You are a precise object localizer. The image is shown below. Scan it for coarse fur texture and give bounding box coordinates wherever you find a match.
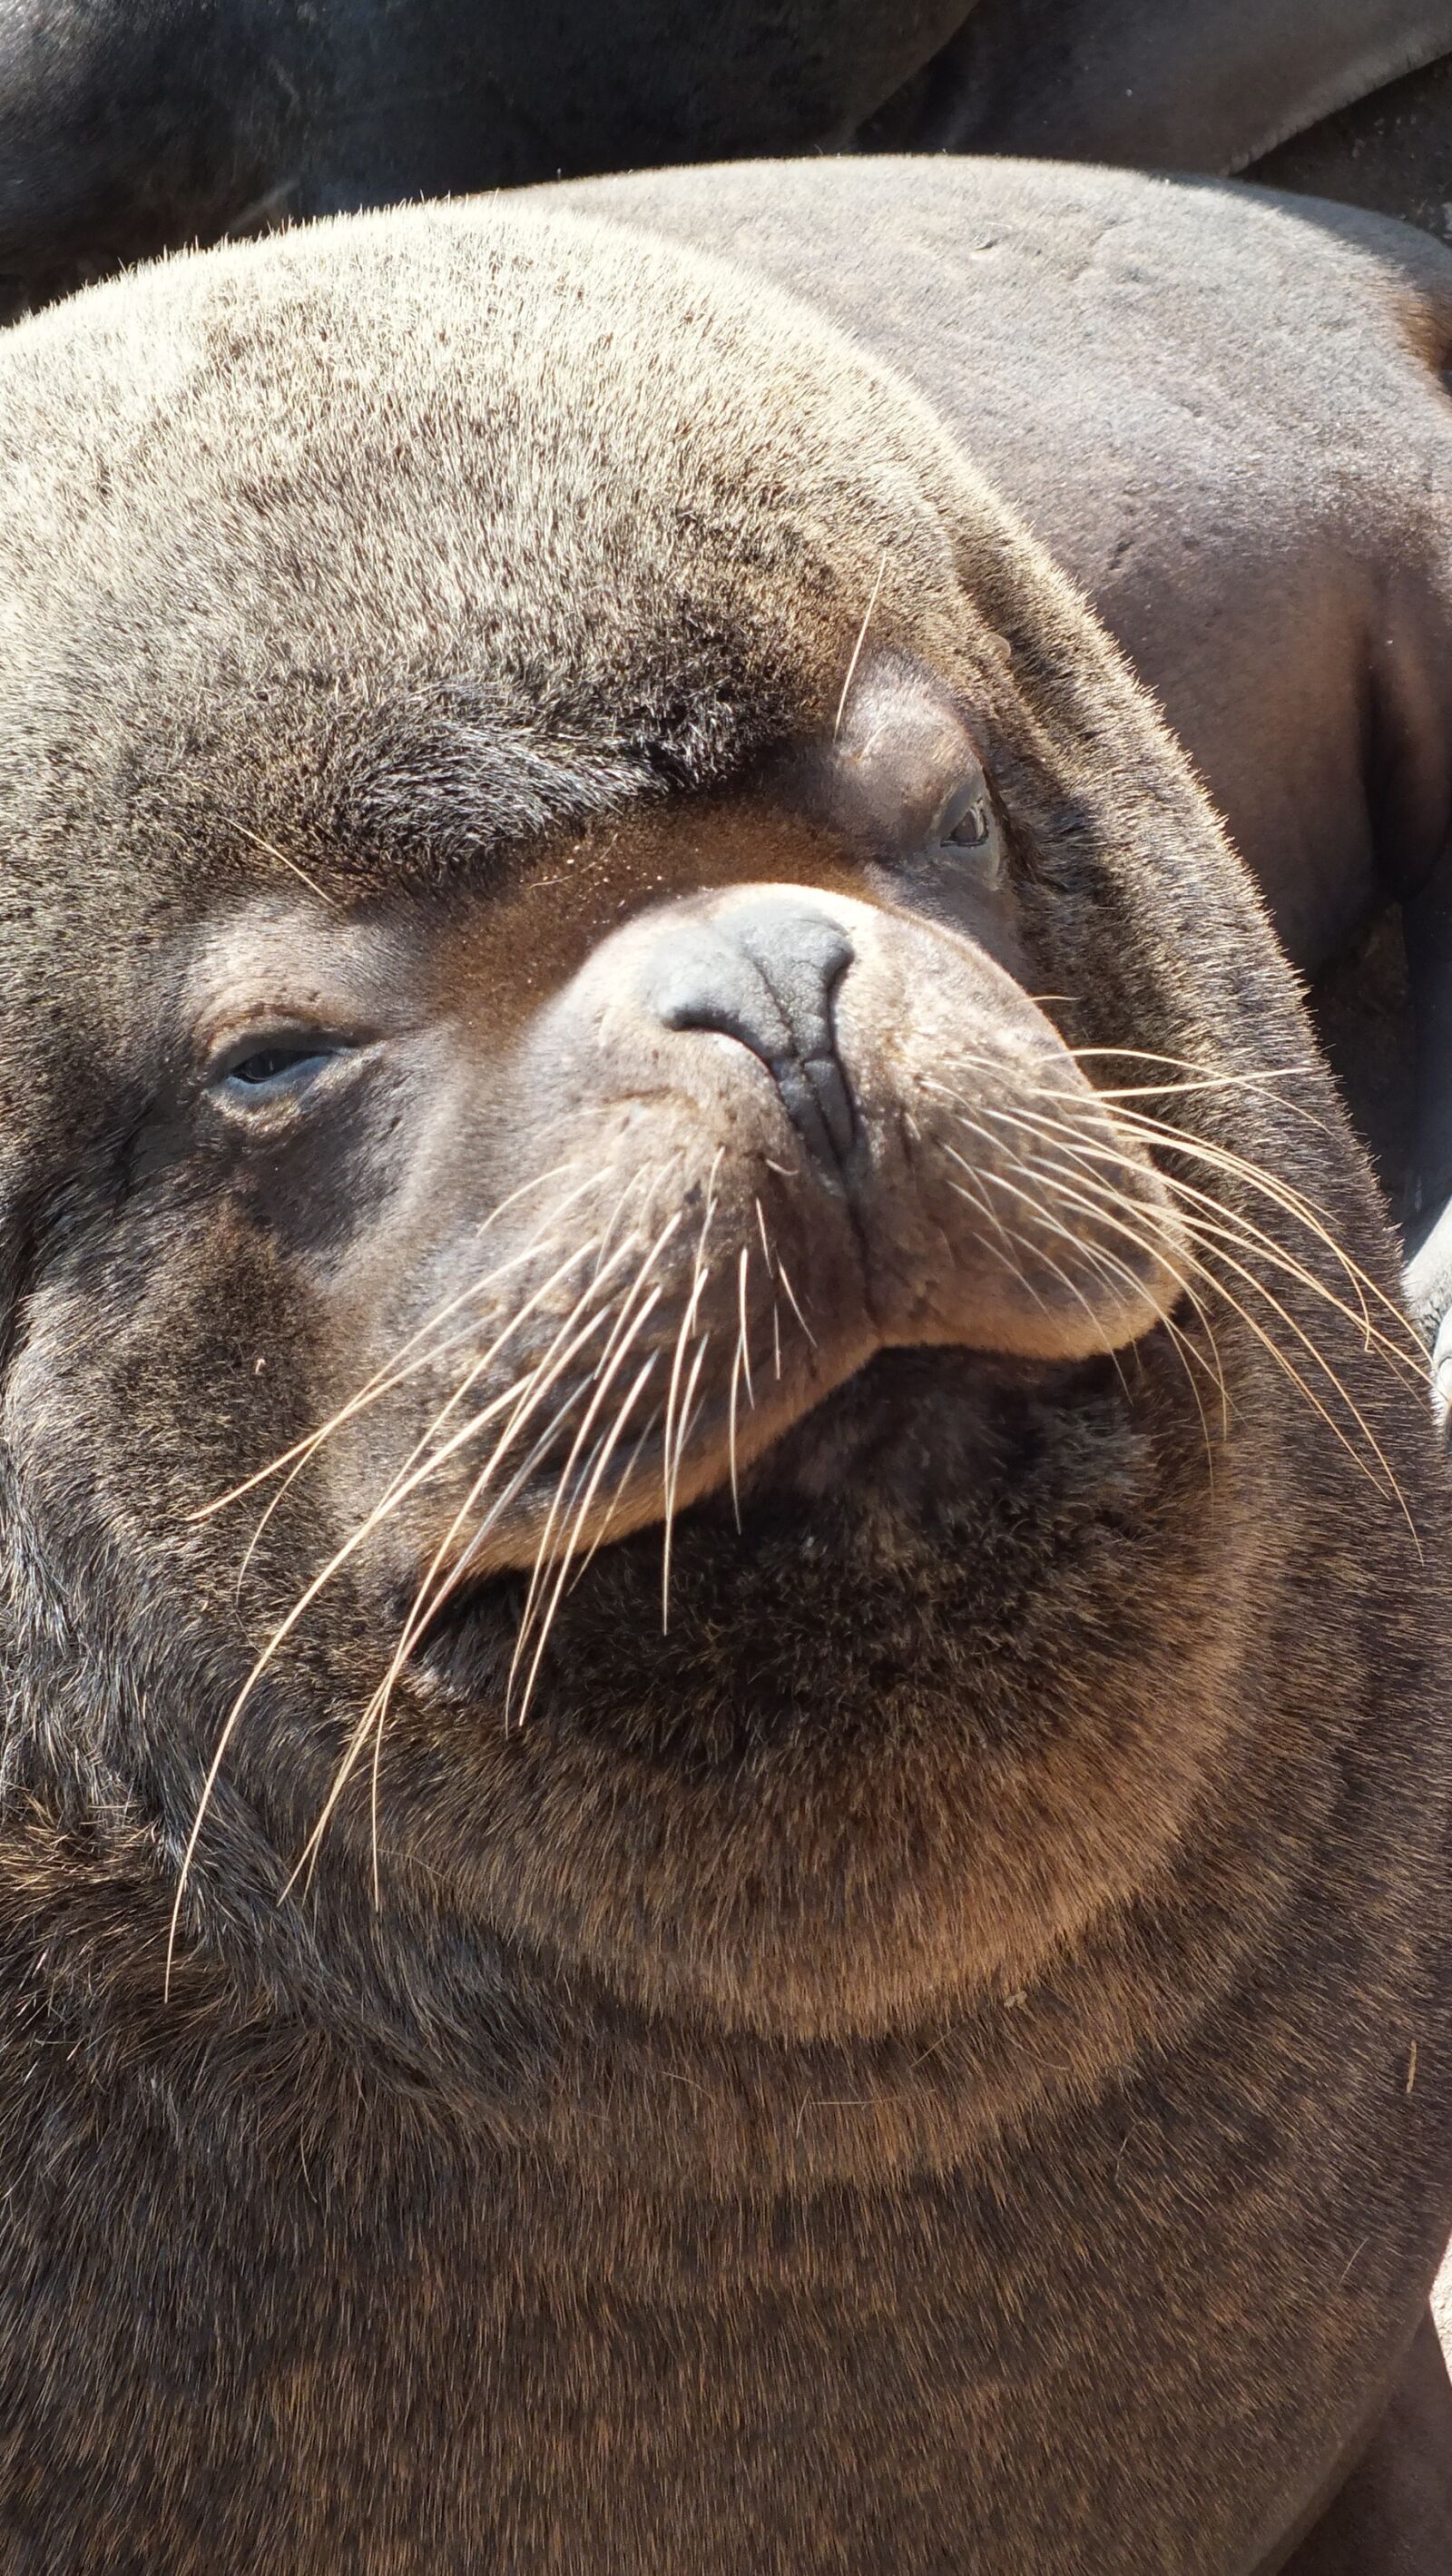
[0,199,1450,2573]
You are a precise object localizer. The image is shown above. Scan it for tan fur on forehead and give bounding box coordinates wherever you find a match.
[0,192,1150,927]
[0,200,971,703]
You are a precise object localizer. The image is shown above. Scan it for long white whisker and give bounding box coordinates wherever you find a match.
[507,1350,663,1731]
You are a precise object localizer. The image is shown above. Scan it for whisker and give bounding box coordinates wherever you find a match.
[1109,1104,1419,1359]
[289,1228,667,1899]
[1015,1143,1233,1431]
[728,1247,754,1531]
[953,1123,1231,1446]
[945,1114,1141,1400]
[1180,1233,1420,1549]
[931,1062,1422,1381]
[938,1050,1419,1370]
[507,1351,664,1731]
[661,1273,712,1633]
[659,1165,721,1631]
[947,1081,1400,1421]
[182,1240,642,1958]
[345,1224,652,1572]
[505,1280,668,1721]
[1014,1109,1420,1538]
[196,1162,598,1522]
[939,1138,1055,1326]
[347,1240,652,1717]
[231,819,341,910]
[832,547,889,742]
[288,1364,607,1901]
[168,1337,578,1988]
[569,1402,664,1587]
[775,1258,816,1348]
[1063,1043,1330,1127]
[736,1245,755,1411]
[1167,1191,1423,1390]
[672,1332,713,1501]
[591,1160,665,1283]
[232,1229,610,1598]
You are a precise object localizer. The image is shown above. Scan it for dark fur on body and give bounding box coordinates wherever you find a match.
[0,0,967,320]
[4,0,1450,324]
[0,203,1450,2572]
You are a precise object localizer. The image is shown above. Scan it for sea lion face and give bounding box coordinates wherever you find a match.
[0,204,1381,2047]
[182,656,1180,1579]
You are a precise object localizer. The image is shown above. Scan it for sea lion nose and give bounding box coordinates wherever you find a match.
[645,895,857,1169]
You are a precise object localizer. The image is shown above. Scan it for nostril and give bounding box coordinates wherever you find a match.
[646,902,858,1167]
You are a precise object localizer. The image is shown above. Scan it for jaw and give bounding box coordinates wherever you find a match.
[369,1317,1227,2047]
[411,1333,1163,1746]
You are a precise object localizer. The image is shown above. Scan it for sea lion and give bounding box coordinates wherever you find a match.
[0,0,967,320]
[17,12,1452,1287]
[1,196,1450,2575]
[537,153,1452,1370]
[5,0,1449,321]
[863,0,1452,172]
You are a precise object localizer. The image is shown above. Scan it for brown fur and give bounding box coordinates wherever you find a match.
[0,200,1449,2572]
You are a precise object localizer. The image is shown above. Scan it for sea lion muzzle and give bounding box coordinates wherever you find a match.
[318,870,1188,1595]
[643,890,857,1167]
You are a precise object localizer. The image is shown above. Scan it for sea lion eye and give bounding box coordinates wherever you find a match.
[212,1037,343,1098]
[930,781,998,858]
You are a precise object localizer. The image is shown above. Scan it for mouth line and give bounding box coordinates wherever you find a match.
[407,1336,1136,1658]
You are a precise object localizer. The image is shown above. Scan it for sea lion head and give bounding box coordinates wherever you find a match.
[0,202,1424,2060]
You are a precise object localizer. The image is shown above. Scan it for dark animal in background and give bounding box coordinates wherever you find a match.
[869,0,1452,186]
[0,0,964,315]
[5,0,1452,317]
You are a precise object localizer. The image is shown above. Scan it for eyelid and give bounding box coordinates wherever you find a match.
[927,772,999,850]
[201,1021,357,1085]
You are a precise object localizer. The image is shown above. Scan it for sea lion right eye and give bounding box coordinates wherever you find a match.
[211,1037,345,1098]
[927,776,1004,883]
[230,1047,331,1086]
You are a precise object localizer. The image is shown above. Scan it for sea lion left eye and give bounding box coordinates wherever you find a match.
[932,783,996,852]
